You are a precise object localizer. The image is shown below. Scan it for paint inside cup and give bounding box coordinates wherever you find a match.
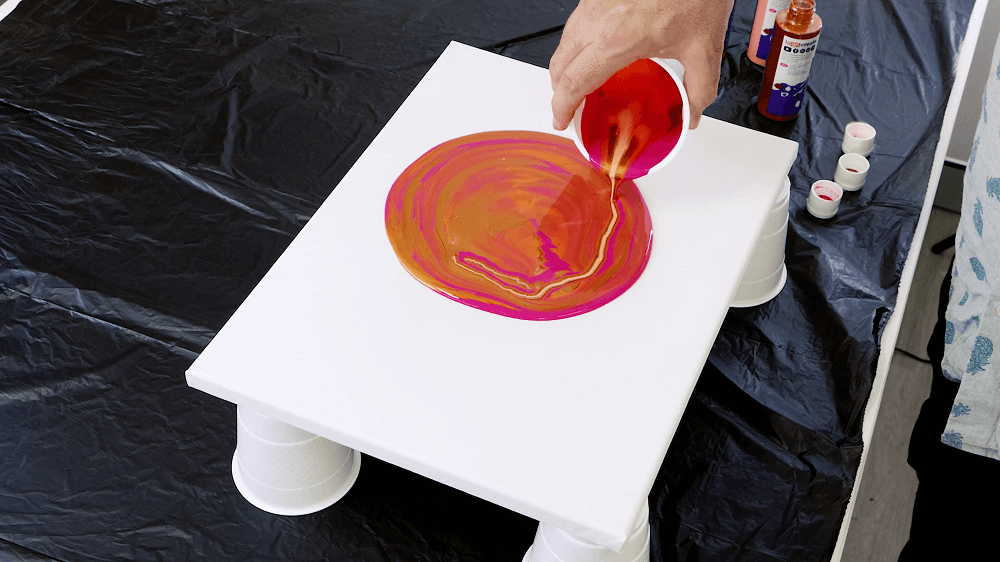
[847,122,874,140]
[579,59,686,181]
[813,185,841,201]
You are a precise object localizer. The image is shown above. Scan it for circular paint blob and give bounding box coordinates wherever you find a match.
[385,131,653,321]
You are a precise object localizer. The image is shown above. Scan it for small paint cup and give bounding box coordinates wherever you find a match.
[807,180,843,219]
[731,177,790,308]
[233,406,361,515]
[842,121,876,156]
[522,503,650,562]
[571,58,690,180]
[834,153,870,191]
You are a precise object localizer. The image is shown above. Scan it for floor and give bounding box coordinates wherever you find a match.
[839,166,963,561]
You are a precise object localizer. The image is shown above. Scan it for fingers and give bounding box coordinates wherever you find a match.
[677,46,723,129]
[549,10,586,90]
[550,2,643,130]
[551,44,607,130]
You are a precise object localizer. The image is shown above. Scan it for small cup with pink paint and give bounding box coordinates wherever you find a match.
[834,153,870,191]
[807,180,843,219]
[841,121,876,156]
[570,58,691,180]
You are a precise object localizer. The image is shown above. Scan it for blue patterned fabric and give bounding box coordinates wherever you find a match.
[939,38,1000,462]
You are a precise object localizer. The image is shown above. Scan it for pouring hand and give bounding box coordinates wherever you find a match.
[549,0,734,131]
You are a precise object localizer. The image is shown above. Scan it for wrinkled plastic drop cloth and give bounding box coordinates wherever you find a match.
[0,0,973,560]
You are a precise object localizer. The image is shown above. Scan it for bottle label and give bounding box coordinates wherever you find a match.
[766,33,820,117]
[755,0,792,60]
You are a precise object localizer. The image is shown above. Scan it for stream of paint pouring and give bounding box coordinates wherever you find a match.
[385,131,653,321]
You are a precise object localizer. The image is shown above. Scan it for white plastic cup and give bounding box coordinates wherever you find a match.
[731,177,790,308]
[841,121,876,156]
[522,504,650,562]
[232,406,361,516]
[807,180,843,219]
[834,153,869,191]
[571,58,690,180]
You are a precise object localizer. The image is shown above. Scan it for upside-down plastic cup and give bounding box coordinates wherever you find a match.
[807,180,843,219]
[842,121,876,156]
[522,503,650,562]
[571,58,690,180]
[731,177,790,308]
[834,153,869,191]
[233,406,361,516]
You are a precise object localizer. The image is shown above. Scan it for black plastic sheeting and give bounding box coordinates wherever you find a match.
[0,0,972,560]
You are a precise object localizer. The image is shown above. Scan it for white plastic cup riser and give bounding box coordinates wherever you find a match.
[236,412,353,490]
[834,153,869,191]
[841,121,876,156]
[570,58,690,179]
[235,455,349,510]
[238,406,315,444]
[739,217,788,283]
[734,268,786,301]
[729,177,789,307]
[524,505,650,562]
[740,178,789,281]
[760,179,791,235]
[526,530,649,562]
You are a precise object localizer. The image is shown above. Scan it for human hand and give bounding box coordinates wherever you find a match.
[549,0,734,131]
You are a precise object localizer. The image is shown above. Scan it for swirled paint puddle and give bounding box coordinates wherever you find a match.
[385,130,653,321]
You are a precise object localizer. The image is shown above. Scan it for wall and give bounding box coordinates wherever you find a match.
[948,0,1000,164]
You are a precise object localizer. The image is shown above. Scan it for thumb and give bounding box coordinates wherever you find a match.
[676,47,723,129]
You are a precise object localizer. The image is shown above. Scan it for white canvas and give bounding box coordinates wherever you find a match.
[187,42,798,550]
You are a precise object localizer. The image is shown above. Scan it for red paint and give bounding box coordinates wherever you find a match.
[818,194,833,201]
[580,59,685,181]
[846,168,858,173]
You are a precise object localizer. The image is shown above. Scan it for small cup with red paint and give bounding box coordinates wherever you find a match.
[807,180,843,219]
[834,153,869,191]
[570,58,690,180]
[841,121,876,156]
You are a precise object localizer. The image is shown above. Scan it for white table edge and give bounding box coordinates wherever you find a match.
[830,1,989,559]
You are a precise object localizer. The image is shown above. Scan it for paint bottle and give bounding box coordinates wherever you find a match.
[756,0,822,121]
[748,0,791,66]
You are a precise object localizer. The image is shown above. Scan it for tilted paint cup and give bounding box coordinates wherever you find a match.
[571,58,690,180]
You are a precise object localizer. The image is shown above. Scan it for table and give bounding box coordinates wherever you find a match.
[0,1,975,559]
[186,42,797,555]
